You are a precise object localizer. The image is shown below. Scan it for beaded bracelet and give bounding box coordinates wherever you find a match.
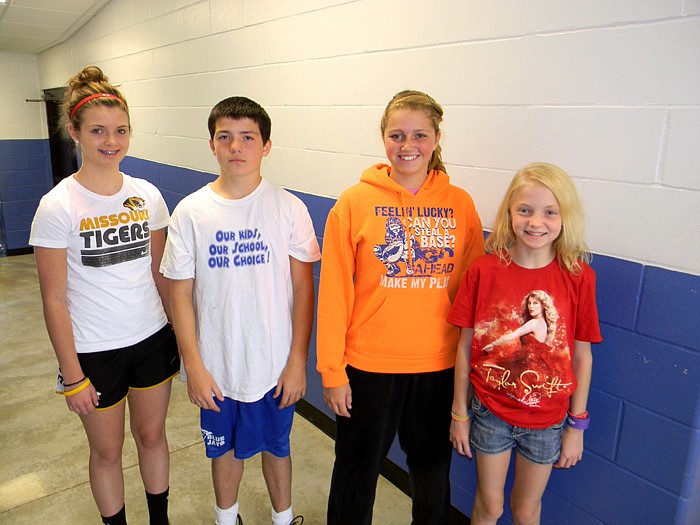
[64,378,91,397]
[451,410,471,422]
[63,376,86,388]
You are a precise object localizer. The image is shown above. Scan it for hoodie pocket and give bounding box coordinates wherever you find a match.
[353,287,448,358]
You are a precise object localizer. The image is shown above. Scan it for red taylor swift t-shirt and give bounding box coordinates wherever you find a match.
[448,254,602,429]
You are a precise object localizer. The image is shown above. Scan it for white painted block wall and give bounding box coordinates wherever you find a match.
[32,0,700,275]
[0,52,46,140]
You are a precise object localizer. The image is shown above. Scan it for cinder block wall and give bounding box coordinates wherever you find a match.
[9,1,700,523]
[0,52,51,250]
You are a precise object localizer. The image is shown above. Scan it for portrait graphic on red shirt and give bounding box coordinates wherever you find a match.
[474,289,573,410]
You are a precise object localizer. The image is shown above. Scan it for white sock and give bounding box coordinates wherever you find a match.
[215,502,239,525]
[271,506,293,525]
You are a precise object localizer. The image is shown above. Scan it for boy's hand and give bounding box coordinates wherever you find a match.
[186,365,224,412]
[323,384,352,418]
[274,358,307,409]
[554,426,583,468]
[449,419,473,458]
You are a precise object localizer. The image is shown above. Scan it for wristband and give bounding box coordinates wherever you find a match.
[566,412,590,430]
[64,378,91,397]
[63,376,87,388]
[567,410,588,419]
[451,410,472,422]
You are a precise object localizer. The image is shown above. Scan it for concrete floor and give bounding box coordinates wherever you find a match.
[0,254,412,524]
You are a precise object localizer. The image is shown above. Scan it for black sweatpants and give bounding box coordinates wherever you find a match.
[327,365,454,525]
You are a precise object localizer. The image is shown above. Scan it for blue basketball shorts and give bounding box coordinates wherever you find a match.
[200,387,295,460]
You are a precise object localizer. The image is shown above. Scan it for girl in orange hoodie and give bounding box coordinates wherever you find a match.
[317,90,485,524]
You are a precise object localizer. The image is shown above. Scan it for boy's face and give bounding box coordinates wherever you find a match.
[209,117,271,179]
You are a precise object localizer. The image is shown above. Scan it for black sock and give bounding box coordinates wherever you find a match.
[101,504,127,525]
[146,487,169,525]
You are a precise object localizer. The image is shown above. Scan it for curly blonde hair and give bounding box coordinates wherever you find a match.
[486,162,590,274]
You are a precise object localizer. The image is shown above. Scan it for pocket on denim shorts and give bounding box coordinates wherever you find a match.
[471,394,490,418]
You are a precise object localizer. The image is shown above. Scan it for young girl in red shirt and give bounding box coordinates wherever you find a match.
[448,162,602,525]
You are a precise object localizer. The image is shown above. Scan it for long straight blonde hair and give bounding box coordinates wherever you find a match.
[486,162,590,274]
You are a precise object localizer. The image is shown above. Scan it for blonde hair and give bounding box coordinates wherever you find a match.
[61,66,129,134]
[380,90,445,173]
[486,162,590,274]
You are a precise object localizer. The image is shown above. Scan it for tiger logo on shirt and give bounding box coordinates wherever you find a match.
[123,196,146,211]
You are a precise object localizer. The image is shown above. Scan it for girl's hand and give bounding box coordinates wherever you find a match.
[554,426,583,468]
[65,381,99,415]
[449,419,473,458]
[323,384,352,418]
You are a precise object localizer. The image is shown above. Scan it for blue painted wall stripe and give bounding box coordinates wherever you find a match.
[0,139,52,250]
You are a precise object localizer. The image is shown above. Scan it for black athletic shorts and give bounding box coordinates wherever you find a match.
[74,324,180,409]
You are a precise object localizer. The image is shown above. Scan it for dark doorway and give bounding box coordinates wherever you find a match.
[43,87,78,186]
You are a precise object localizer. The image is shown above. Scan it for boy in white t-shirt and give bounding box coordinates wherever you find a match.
[160,97,320,525]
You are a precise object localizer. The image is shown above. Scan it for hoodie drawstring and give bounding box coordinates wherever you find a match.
[398,191,414,274]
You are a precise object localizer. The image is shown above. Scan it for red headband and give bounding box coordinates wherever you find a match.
[70,93,125,120]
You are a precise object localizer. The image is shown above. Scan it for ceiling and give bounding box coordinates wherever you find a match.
[0,0,111,55]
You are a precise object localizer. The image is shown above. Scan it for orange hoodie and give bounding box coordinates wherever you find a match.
[317,164,484,388]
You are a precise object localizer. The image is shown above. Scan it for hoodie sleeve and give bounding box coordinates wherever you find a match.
[463,199,485,270]
[316,202,356,388]
[452,193,485,298]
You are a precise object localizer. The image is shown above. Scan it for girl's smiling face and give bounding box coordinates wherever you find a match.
[510,182,562,258]
[383,108,440,183]
[69,105,130,168]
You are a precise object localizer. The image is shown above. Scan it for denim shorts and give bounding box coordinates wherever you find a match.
[469,395,565,465]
